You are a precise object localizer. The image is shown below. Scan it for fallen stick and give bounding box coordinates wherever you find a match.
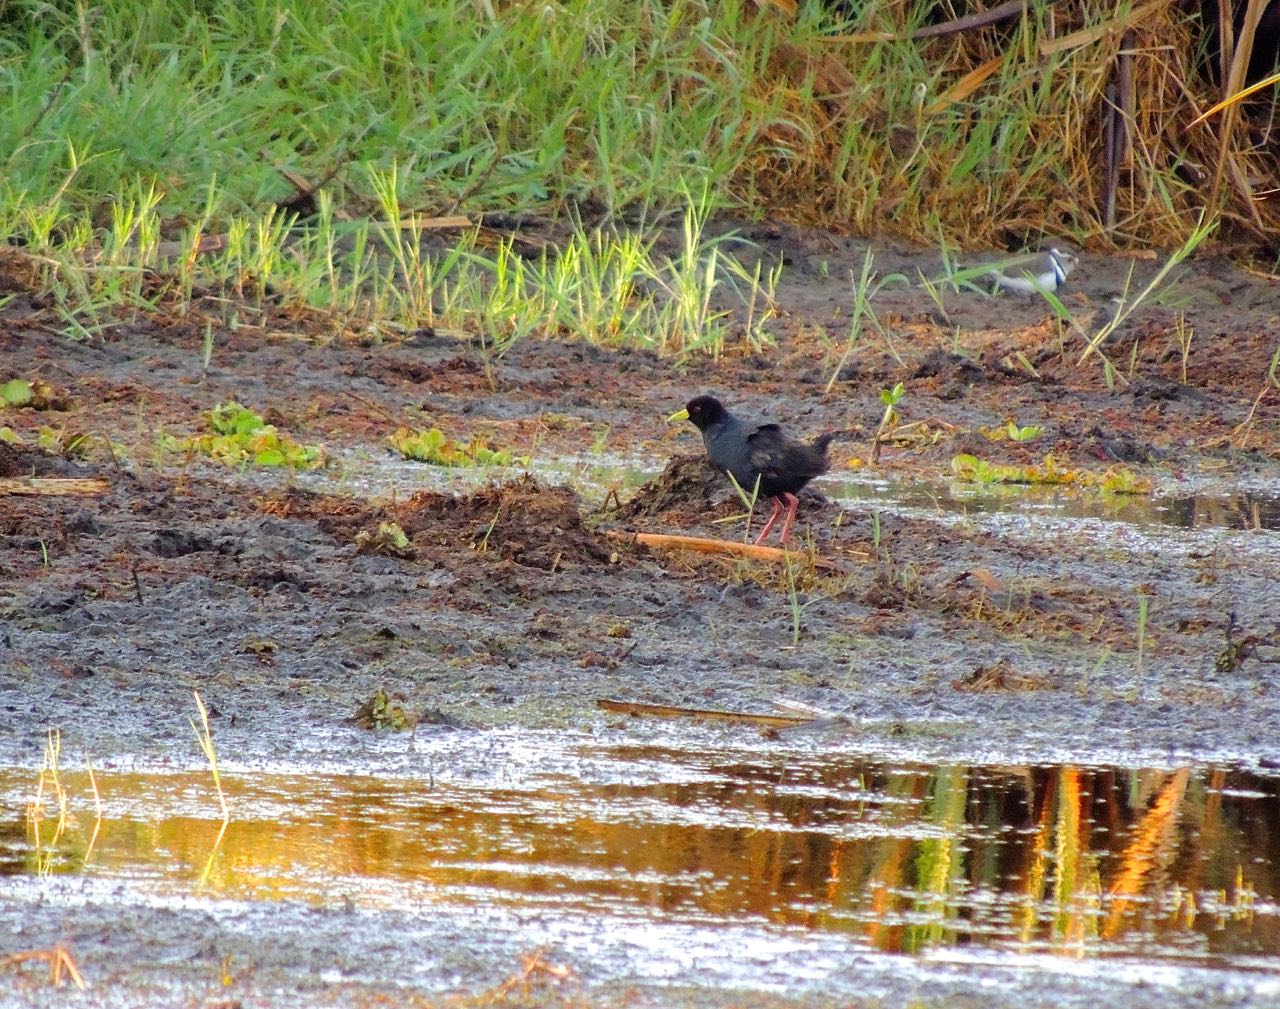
[615,531,841,568]
[0,477,109,496]
[0,945,86,990]
[395,214,473,230]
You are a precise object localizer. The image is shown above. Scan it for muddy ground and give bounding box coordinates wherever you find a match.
[2,224,1280,1006]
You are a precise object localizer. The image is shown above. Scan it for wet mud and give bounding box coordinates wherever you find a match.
[2,224,1280,1006]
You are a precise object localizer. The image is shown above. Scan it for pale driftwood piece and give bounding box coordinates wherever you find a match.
[0,477,109,496]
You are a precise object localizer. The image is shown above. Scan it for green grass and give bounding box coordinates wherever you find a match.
[6,1,1258,239]
[2,0,791,223]
[1,0,1272,353]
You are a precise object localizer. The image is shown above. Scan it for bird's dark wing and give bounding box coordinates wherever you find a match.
[745,424,790,478]
[747,423,831,493]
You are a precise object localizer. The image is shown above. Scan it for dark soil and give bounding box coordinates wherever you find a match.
[2,229,1278,761]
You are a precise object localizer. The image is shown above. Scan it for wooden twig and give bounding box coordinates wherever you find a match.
[615,531,839,568]
[1118,30,1134,169]
[912,0,1033,40]
[0,477,109,497]
[0,946,86,990]
[1103,82,1119,230]
[394,215,473,231]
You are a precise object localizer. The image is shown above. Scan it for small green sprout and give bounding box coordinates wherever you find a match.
[1006,421,1044,442]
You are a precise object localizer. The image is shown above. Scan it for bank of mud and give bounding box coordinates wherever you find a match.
[2,228,1279,1006]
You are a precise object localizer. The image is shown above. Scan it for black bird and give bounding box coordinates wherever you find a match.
[668,395,835,546]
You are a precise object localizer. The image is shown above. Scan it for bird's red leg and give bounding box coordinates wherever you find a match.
[753,497,783,544]
[776,492,801,545]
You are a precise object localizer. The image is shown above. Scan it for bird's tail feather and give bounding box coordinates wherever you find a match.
[812,431,846,453]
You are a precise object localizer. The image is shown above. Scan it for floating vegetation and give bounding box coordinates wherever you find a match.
[389,427,528,469]
[164,402,325,469]
[951,453,1153,494]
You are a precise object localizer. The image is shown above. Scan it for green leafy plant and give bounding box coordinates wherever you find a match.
[951,453,1153,494]
[389,427,528,468]
[1,378,65,410]
[354,521,414,558]
[982,420,1045,442]
[871,382,906,463]
[1,379,32,407]
[163,402,325,468]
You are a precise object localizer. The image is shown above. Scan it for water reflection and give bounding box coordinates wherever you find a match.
[826,479,1280,531]
[4,750,1278,968]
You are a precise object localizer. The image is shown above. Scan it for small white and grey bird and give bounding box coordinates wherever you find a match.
[986,246,1078,297]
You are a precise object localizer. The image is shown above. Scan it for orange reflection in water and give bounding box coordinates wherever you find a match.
[5,751,1279,965]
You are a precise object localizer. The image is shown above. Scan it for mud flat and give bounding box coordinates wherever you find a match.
[2,230,1279,1005]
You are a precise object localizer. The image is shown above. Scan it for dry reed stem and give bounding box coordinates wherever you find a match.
[737,1,1278,245]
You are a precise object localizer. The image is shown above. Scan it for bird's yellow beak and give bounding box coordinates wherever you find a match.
[667,408,689,423]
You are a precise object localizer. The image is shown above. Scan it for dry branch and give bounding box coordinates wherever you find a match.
[618,530,840,568]
[0,477,109,496]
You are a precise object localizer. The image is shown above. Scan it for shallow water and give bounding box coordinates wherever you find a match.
[301,450,1280,532]
[825,477,1280,533]
[6,738,1279,989]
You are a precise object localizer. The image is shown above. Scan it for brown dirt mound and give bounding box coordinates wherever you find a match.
[259,487,376,541]
[0,441,84,478]
[398,475,611,571]
[619,454,834,536]
[262,477,611,572]
[617,454,727,520]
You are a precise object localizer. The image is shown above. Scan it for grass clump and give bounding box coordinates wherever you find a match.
[1,0,783,224]
[1,0,1276,360]
[4,0,1273,250]
[164,402,326,469]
